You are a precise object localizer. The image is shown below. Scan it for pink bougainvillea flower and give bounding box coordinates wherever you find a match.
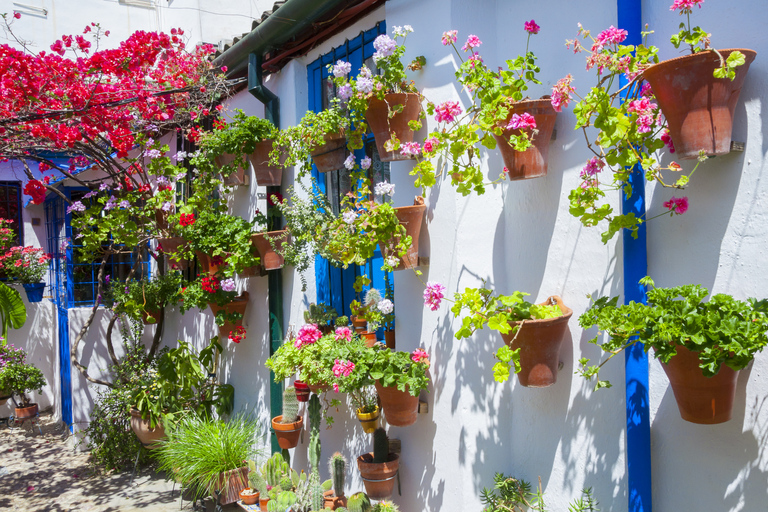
[411,348,430,366]
[506,112,537,131]
[294,324,323,349]
[550,74,575,112]
[461,34,482,52]
[424,282,446,311]
[663,195,689,215]
[441,30,458,46]
[434,101,462,123]
[670,0,704,13]
[334,326,352,342]
[524,20,540,35]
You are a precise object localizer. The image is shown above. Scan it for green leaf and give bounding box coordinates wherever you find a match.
[0,282,26,338]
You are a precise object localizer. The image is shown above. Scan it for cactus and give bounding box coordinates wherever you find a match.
[308,394,321,434]
[283,448,291,466]
[335,315,349,327]
[321,478,332,492]
[346,492,371,512]
[267,500,280,512]
[294,475,311,511]
[264,452,290,487]
[364,288,381,306]
[304,302,338,326]
[281,386,300,423]
[308,470,324,511]
[250,471,268,496]
[372,501,399,512]
[328,452,347,498]
[280,475,294,492]
[372,427,389,464]
[336,508,348,512]
[276,491,297,509]
[308,394,322,473]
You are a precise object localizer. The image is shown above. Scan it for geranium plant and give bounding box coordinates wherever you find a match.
[368,345,431,396]
[1,246,51,284]
[578,277,768,389]
[0,343,45,407]
[179,275,240,327]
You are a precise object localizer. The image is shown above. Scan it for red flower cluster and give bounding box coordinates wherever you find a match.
[23,180,46,205]
[228,325,246,344]
[179,213,195,227]
[201,276,219,294]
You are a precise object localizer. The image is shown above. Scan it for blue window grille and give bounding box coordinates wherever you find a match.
[0,181,23,246]
[307,21,393,334]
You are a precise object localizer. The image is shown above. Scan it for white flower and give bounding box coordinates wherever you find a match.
[358,66,372,79]
[344,154,356,170]
[173,151,188,162]
[374,181,395,197]
[377,299,394,314]
[386,255,400,268]
[342,211,357,225]
[404,25,414,34]
[221,278,236,292]
[357,76,373,94]
[332,60,352,78]
[361,156,372,170]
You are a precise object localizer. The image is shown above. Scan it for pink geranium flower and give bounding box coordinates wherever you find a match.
[591,26,628,52]
[663,196,689,215]
[461,34,482,52]
[424,282,446,311]
[294,324,322,349]
[411,348,430,366]
[441,30,458,46]
[551,75,575,112]
[332,359,355,377]
[506,113,537,131]
[335,326,352,342]
[423,137,439,154]
[435,101,462,123]
[400,142,421,157]
[524,20,540,35]
[670,0,704,13]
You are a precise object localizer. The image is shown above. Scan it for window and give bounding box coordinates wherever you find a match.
[0,181,23,246]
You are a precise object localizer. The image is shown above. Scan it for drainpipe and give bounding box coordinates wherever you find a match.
[617,1,652,511]
[249,52,284,455]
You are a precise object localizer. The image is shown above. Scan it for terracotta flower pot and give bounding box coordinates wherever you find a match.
[386,196,427,271]
[129,408,165,448]
[323,489,347,510]
[642,49,757,159]
[356,406,380,434]
[215,153,249,187]
[384,329,395,350]
[157,237,190,270]
[251,231,288,271]
[660,345,740,424]
[272,415,303,449]
[15,403,39,420]
[492,98,558,180]
[351,316,367,332]
[366,92,423,162]
[361,331,378,348]
[209,292,250,341]
[499,295,573,388]
[215,466,249,505]
[239,488,260,505]
[308,381,329,394]
[294,380,311,402]
[249,139,284,186]
[259,496,270,512]
[357,452,399,499]
[196,251,229,276]
[374,381,419,427]
[311,132,347,172]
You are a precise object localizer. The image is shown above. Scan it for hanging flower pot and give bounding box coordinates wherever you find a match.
[374,381,419,427]
[129,408,165,448]
[660,345,739,424]
[492,98,557,180]
[642,49,757,159]
[251,230,288,271]
[214,466,250,505]
[499,296,573,388]
[196,251,228,276]
[209,292,249,341]
[366,93,423,162]
[387,196,427,271]
[357,452,399,499]
[310,132,347,172]
[249,139,285,186]
[215,153,249,187]
[356,406,380,434]
[157,237,190,270]
[22,282,45,303]
[294,380,311,402]
[271,415,304,449]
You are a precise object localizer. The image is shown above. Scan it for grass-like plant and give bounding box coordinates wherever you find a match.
[153,412,264,501]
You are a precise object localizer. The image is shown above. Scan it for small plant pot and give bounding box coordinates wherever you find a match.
[642,49,757,159]
[311,132,347,172]
[215,153,249,187]
[366,92,423,162]
[386,196,426,271]
[357,452,399,499]
[308,381,329,394]
[323,489,348,510]
[272,415,303,449]
[294,380,311,402]
[660,345,740,424]
[22,283,45,303]
[209,292,250,341]
[492,98,558,180]
[351,316,367,332]
[356,406,381,434]
[251,231,288,271]
[239,488,260,506]
[129,408,165,448]
[259,496,270,512]
[499,295,573,388]
[15,403,39,420]
[374,381,419,427]
[215,466,250,505]
[384,329,395,350]
[249,139,285,186]
[196,251,228,276]
[361,331,378,348]
[157,237,190,270]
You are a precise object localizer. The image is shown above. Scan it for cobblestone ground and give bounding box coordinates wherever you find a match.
[0,411,236,512]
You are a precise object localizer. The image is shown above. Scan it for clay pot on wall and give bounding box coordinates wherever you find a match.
[209,292,250,340]
[357,452,399,499]
[386,196,427,271]
[642,49,757,159]
[249,139,284,186]
[157,237,190,270]
[660,345,740,424]
[351,316,367,332]
[22,283,45,303]
[499,296,573,388]
[215,466,250,505]
[215,153,249,187]
[129,408,165,448]
[366,93,423,162]
[492,98,557,180]
[272,415,304,449]
[374,381,419,427]
[251,231,288,271]
[311,132,347,172]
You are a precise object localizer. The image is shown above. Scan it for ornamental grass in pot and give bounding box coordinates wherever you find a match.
[578,277,768,424]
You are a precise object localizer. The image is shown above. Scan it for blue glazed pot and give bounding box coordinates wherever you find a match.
[22,282,45,303]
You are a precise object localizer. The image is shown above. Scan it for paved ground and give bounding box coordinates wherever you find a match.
[0,412,240,512]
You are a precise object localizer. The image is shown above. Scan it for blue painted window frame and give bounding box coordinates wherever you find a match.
[0,181,23,246]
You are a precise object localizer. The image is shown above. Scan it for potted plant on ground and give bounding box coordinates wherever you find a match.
[579,277,768,424]
[108,271,183,324]
[357,428,399,499]
[0,344,45,419]
[304,303,339,334]
[272,386,303,449]
[451,287,572,387]
[2,246,51,302]
[323,452,348,510]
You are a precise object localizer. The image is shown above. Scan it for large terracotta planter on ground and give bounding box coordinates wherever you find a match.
[215,153,249,187]
[492,98,557,180]
[272,415,303,449]
[499,296,573,388]
[642,49,756,159]
[660,345,740,424]
[249,139,284,186]
[387,196,427,271]
[357,452,399,499]
[215,466,249,505]
[375,381,419,427]
[209,292,249,340]
[366,93,423,162]
[384,329,395,350]
[311,132,347,172]
[323,489,347,510]
[157,237,190,270]
[129,408,165,448]
[251,231,288,271]
[15,403,39,420]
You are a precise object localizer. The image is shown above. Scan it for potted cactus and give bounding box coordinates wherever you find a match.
[323,452,348,510]
[372,501,400,512]
[304,303,338,334]
[272,387,303,449]
[347,492,372,512]
[357,428,399,499]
